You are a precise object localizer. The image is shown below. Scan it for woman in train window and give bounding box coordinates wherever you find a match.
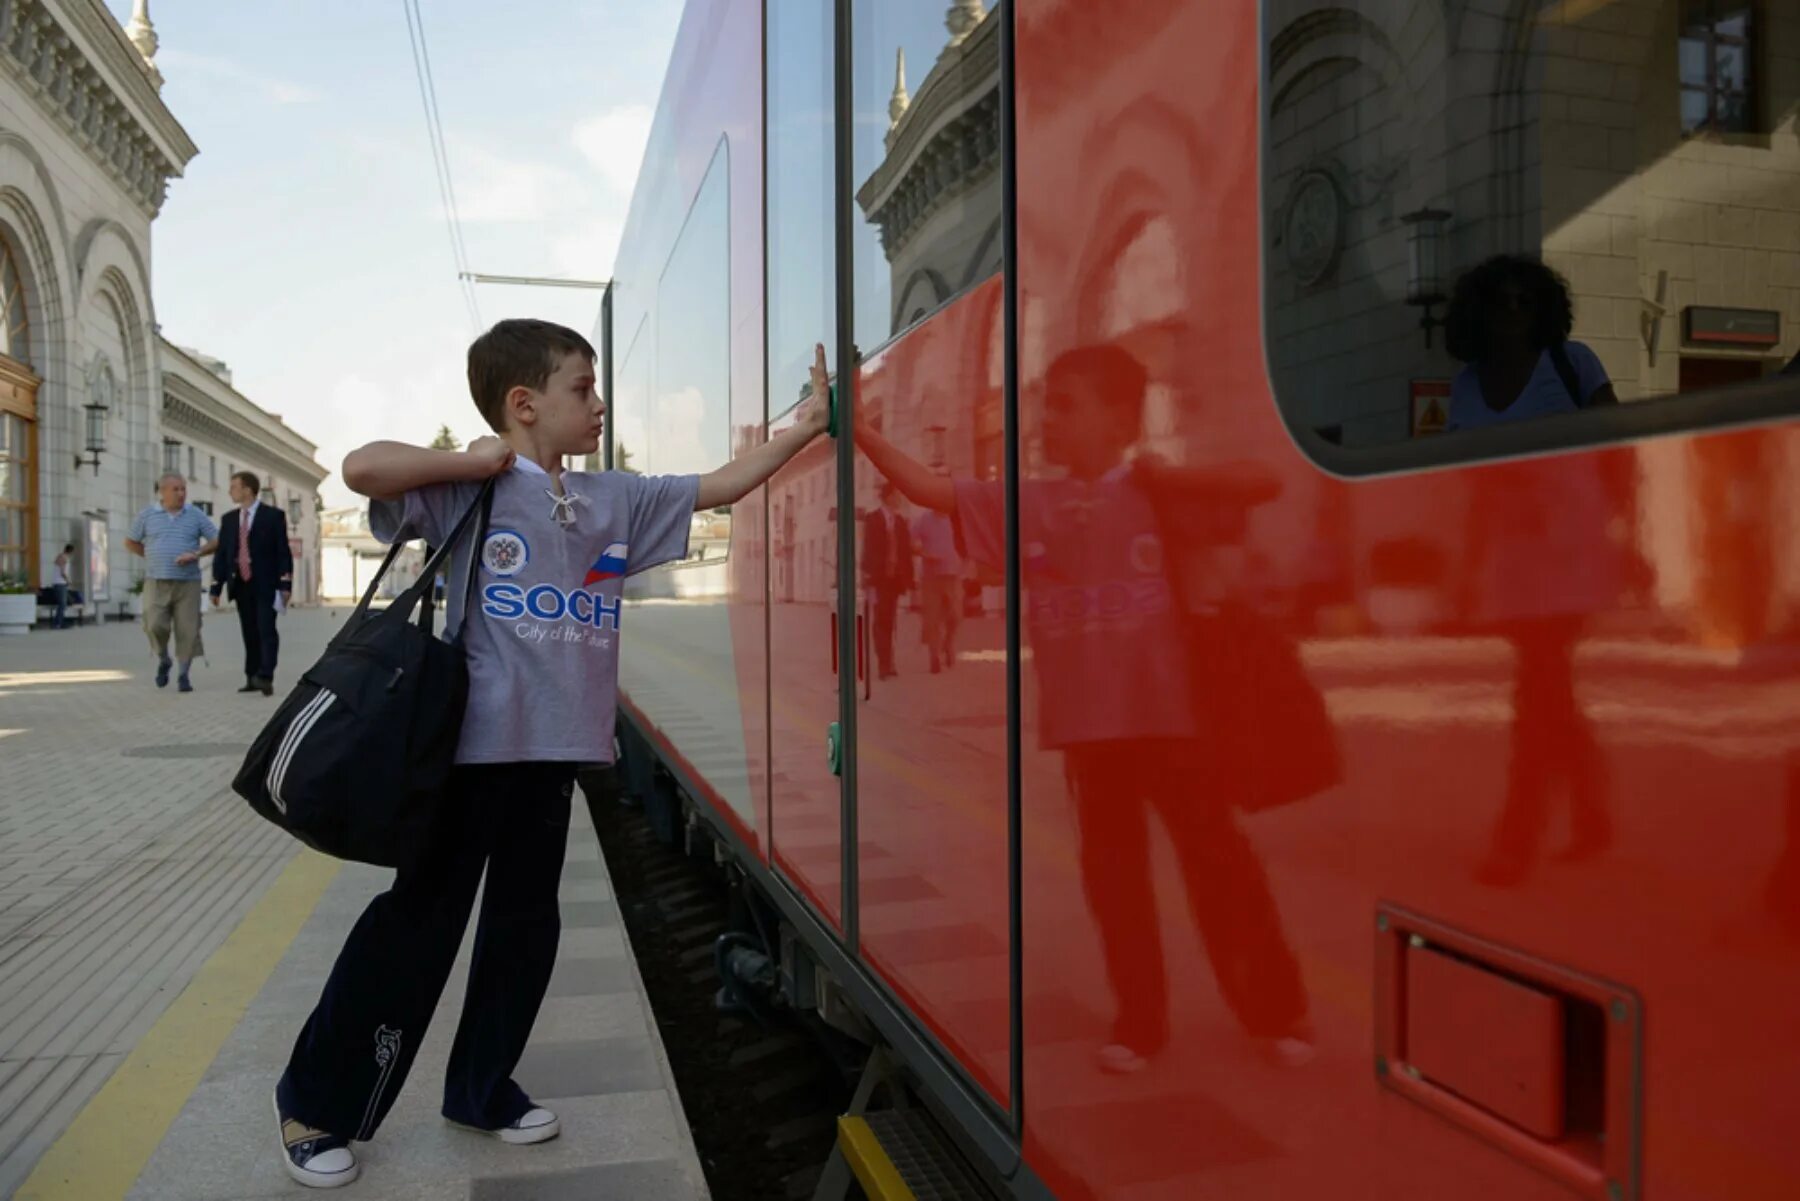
[1443,253,1617,432]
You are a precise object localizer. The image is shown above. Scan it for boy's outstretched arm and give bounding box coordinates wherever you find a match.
[853,422,955,514]
[695,344,833,510]
[343,438,515,501]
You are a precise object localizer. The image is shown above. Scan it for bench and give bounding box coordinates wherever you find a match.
[34,587,89,627]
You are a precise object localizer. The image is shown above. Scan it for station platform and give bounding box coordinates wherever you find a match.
[2,609,707,1201]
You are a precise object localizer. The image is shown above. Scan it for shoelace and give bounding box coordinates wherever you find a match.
[546,488,585,529]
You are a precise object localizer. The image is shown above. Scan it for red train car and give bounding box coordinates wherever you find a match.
[600,2,1800,1197]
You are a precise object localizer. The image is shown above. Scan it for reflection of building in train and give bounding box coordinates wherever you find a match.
[1261,1,1800,644]
[1264,0,1800,447]
[856,2,1002,339]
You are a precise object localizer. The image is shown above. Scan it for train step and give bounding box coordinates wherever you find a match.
[823,1110,996,1201]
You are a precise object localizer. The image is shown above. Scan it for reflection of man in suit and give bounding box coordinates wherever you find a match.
[862,481,914,679]
[211,471,292,696]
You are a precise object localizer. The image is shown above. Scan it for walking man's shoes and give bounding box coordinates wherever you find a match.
[178,673,193,694]
[155,656,171,688]
[256,676,274,696]
[238,677,260,694]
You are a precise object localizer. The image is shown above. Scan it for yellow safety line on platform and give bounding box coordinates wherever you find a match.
[838,1116,918,1201]
[16,848,341,1201]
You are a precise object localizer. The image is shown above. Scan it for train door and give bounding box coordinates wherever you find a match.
[845,0,1016,1114]
[766,0,852,929]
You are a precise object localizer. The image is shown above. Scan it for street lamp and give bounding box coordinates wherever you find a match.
[74,398,107,475]
[1402,207,1453,349]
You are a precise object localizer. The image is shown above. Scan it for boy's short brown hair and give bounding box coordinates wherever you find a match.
[467,319,597,433]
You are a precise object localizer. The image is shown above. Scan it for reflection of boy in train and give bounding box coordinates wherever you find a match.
[857,345,1313,1073]
[1442,255,1619,884]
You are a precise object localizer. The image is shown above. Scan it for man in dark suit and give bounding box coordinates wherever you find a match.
[212,471,292,696]
[861,481,914,679]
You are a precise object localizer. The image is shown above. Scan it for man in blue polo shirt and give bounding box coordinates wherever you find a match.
[127,473,219,692]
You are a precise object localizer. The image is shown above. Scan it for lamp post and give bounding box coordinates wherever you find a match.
[74,398,107,475]
[1402,207,1452,349]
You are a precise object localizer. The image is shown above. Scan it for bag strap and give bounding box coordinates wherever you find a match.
[450,483,496,644]
[390,478,496,623]
[350,478,497,628]
[1548,341,1585,408]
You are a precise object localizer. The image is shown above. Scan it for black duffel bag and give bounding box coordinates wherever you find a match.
[232,480,494,867]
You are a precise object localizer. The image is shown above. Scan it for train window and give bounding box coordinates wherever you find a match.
[651,142,732,556]
[851,0,1003,354]
[1261,1,1800,473]
[768,0,835,416]
[613,314,647,476]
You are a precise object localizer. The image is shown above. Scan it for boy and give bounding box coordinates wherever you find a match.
[273,319,830,1188]
[856,343,1313,1075]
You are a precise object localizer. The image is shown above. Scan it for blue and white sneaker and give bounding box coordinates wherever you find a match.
[154,656,171,688]
[449,1105,560,1145]
[273,1091,358,1189]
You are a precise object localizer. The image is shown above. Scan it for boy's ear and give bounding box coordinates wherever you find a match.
[505,384,537,427]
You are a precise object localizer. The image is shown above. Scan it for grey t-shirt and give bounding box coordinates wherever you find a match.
[371,461,699,765]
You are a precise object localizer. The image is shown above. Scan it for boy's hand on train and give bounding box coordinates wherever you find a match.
[798,343,831,437]
[466,436,516,477]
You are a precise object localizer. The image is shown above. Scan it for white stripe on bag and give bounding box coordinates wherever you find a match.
[267,690,335,814]
[270,691,334,813]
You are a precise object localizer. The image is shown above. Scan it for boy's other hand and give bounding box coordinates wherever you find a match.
[467,436,516,477]
[798,343,831,436]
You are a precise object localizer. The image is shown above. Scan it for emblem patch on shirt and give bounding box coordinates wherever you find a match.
[582,541,629,586]
[1130,533,1163,576]
[482,530,530,577]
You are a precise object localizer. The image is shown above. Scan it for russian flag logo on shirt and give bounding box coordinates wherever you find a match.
[583,542,629,586]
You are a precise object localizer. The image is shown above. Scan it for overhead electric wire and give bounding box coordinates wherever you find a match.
[402,0,483,333]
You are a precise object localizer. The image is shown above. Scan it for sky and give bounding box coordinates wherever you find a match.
[105,0,684,504]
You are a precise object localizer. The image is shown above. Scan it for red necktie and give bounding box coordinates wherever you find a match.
[237,509,253,581]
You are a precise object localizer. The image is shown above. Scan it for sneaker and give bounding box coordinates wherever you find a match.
[449,1106,561,1145]
[1096,1044,1149,1075]
[178,674,193,693]
[1257,1035,1318,1069]
[155,657,171,688]
[272,1092,358,1189]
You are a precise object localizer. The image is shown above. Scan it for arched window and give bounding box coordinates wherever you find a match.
[0,238,29,366]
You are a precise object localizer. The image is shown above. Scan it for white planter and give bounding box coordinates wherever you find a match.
[0,593,34,635]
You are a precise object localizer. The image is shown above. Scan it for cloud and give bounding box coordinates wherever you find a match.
[156,48,320,104]
[572,105,654,194]
[313,361,478,505]
[550,214,625,280]
[442,141,592,225]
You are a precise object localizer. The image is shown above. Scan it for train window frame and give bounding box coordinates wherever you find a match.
[767,0,837,425]
[847,0,1005,365]
[1256,0,1800,480]
[648,135,733,567]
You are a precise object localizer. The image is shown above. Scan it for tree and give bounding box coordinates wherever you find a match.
[429,424,461,452]
[615,442,640,475]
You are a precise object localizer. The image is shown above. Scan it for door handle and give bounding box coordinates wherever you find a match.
[827,721,842,777]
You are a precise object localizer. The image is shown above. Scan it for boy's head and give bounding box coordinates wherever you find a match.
[467,319,602,454]
[1041,343,1148,474]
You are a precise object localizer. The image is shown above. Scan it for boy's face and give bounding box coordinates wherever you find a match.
[513,351,604,455]
[1043,374,1135,473]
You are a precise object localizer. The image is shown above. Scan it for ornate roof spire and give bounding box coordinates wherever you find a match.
[946,0,986,46]
[885,47,910,146]
[126,0,163,89]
